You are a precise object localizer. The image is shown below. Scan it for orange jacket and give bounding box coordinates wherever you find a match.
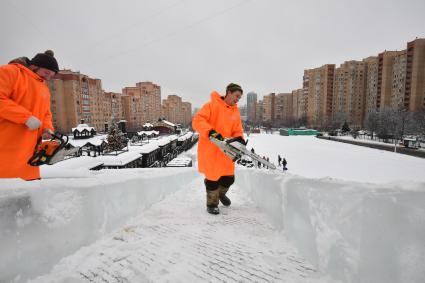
[192,91,243,181]
[0,63,54,180]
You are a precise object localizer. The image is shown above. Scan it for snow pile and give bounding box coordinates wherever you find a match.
[237,168,425,283]
[0,168,198,283]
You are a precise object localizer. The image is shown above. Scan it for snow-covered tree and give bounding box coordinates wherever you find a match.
[106,122,128,152]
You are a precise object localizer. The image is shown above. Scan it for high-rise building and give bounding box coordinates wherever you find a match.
[363,56,379,115]
[275,93,292,124]
[405,38,425,111]
[103,91,124,129]
[48,70,105,133]
[263,93,276,122]
[181,102,192,126]
[246,92,257,122]
[122,81,161,131]
[303,64,335,127]
[161,95,192,125]
[291,89,304,121]
[391,50,407,109]
[255,100,264,124]
[333,61,366,129]
[377,51,404,109]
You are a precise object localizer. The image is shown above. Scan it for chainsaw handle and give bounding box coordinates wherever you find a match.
[226,136,248,146]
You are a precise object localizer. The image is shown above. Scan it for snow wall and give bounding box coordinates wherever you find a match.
[237,169,425,283]
[1,167,424,283]
[0,168,198,283]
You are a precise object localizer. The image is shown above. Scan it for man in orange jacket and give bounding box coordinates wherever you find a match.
[192,83,245,214]
[0,50,59,180]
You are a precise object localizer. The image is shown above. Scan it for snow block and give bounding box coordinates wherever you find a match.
[238,168,425,283]
[0,168,198,283]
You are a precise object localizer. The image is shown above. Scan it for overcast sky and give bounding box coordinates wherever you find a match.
[1,0,424,108]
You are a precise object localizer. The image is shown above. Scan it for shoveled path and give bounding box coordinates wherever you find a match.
[29,178,336,283]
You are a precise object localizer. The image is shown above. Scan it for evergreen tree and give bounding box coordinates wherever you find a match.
[341,121,351,133]
[106,122,128,152]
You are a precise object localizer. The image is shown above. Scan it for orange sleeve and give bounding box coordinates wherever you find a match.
[192,102,213,138]
[0,65,32,124]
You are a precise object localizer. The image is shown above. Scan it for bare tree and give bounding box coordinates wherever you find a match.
[409,109,425,137]
[364,110,380,140]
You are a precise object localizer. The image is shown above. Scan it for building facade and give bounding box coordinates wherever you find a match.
[303,64,335,127]
[262,93,276,123]
[246,92,258,123]
[122,81,161,131]
[48,70,105,133]
[161,95,192,126]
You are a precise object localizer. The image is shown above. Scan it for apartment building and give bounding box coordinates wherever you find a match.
[275,93,293,124]
[122,81,161,131]
[303,64,335,127]
[161,95,192,125]
[246,92,258,122]
[405,38,425,111]
[332,61,366,129]
[48,70,105,133]
[262,93,276,122]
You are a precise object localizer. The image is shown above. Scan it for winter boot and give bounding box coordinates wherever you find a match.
[206,188,220,215]
[218,185,231,207]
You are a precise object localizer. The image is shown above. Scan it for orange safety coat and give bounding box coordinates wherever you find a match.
[192,91,243,181]
[0,63,54,180]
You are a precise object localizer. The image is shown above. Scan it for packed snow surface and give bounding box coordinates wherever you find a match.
[0,134,424,283]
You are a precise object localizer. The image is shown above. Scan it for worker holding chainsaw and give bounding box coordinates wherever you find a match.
[0,50,59,180]
[192,83,245,215]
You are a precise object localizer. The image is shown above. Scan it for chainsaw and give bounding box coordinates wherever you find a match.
[28,132,80,166]
[209,136,276,170]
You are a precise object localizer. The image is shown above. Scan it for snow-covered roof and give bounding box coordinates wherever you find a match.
[156,135,178,146]
[138,143,159,154]
[178,132,193,141]
[166,157,192,167]
[72,124,95,132]
[137,130,159,136]
[68,135,107,147]
[161,120,175,127]
[101,151,143,166]
[143,123,154,128]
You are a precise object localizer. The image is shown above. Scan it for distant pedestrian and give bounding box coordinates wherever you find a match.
[251,148,255,154]
[278,154,282,166]
[282,158,287,171]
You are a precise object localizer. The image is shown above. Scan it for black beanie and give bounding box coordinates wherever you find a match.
[226,83,243,94]
[30,50,59,73]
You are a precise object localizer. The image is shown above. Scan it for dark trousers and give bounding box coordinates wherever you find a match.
[204,175,235,191]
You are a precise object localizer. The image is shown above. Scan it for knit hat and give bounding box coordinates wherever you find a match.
[226,83,243,94]
[30,50,59,73]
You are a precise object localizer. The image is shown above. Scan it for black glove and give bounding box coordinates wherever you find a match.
[208,129,224,141]
[234,136,247,145]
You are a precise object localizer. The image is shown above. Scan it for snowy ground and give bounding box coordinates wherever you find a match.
[27,178,336,283]
[245,134,425,183]
[1,134,424,283]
